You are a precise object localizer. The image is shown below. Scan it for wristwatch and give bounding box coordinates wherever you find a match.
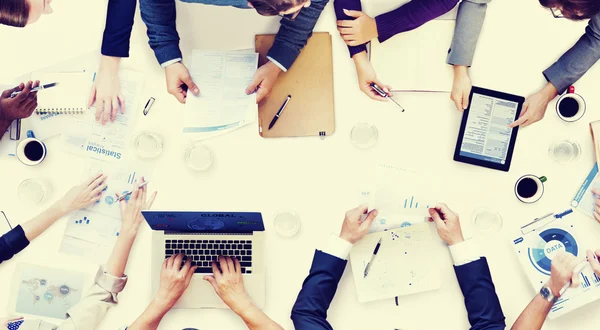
[540,285,560,304]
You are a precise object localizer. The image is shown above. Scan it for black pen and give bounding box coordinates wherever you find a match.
[370,83,405,112]
[10,82,59,98]
[268,95,291,130]
[363,237,382,278]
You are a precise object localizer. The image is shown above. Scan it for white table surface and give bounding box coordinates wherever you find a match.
[1,0,600,329]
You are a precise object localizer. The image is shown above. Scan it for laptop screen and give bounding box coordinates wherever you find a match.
[142,211,265,233]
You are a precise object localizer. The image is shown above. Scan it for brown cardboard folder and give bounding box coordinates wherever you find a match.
[255,32,335,138]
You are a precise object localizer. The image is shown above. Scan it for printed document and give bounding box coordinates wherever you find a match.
[184,50,258,134]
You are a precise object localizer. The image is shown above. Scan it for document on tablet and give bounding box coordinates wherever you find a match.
[184,50,258,134]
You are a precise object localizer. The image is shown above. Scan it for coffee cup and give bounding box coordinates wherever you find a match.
[16,131,47,166]
[515,175,547,203]
[556,86,586,122]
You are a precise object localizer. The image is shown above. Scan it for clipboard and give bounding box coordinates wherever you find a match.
[255,32,335,138]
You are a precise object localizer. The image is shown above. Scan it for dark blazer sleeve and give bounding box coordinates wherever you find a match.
[454,257,506,330]
[101,0,137,58]
[0,225,29,264]
[291,250,347,330]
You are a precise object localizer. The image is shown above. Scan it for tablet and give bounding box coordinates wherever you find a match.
[454,87,524,172]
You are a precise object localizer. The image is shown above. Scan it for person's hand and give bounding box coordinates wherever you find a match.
[547,252,581,297]
[509,83,558,128]
[246,61,282,103]
[204,256,252,313]
[590,188,600,224]
[451,66,471,112]
[155,254,197,309]
[89,56,124,125]
[53,173,108,215]
[117,177,157,236]
[339,204,378,244]
[337,9,378,46]
[165,62,199,104]
[352,52,391,101]
[587,249,600,276]
[428,204,464,246]
[0,81,40,123]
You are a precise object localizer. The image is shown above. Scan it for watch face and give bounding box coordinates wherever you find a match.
[541,286,551,298]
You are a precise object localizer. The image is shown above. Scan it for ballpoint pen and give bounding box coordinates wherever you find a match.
[10,82,59,98]
[364,237,382,278]
[116,180,149,202]
[268,95,291,130]
[370,83,405,112]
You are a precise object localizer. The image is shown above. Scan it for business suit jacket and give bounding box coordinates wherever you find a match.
[291,251,505,330]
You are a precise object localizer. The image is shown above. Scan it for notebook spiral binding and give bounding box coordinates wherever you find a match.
[36,107,84,115]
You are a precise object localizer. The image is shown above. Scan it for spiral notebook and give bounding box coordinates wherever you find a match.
[31,72,92,114]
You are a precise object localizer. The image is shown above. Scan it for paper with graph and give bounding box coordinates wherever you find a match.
[571,163,600,220]
[60,159,153,263]
[349,223,441,302]
[358,163,436,232]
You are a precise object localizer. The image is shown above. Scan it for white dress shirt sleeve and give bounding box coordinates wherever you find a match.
[448,239,482,266]
[319,234,354,260]
[266,56,288,72]
[161,58,182,68]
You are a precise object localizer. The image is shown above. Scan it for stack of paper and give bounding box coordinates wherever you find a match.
[184,50,258,139]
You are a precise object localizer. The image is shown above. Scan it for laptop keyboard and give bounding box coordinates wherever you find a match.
[165,239,253,274]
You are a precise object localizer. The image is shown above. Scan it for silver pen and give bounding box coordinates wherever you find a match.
[10,82,59,98]
[363,237,383,278]
[370,83,405,112]
[116,180,149,202]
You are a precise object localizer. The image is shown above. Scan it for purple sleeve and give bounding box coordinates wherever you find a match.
[375,0,459,43]
[333,0,367,57]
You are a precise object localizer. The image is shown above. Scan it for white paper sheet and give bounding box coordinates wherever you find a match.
[184,50,258,134]
[60,70,143,162]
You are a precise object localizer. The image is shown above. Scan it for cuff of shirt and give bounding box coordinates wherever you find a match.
[446,50,473,67]
[3,225,30,253]
[542,64,570,94]
[448,239,481,266]
[161,58,182,68]
[95,266,128,295]
[266,56,288,73]
[266,43,298,71]
[319,234,354,260]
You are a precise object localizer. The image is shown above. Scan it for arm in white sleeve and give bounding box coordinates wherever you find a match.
[318,234,354,260]
[448,239,481,266]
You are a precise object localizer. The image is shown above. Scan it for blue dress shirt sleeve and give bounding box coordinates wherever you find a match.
[0,225,30,264]
[101,0,137,58]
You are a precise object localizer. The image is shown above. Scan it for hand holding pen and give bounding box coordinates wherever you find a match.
[371,83,405,112]
[0,81,40,123]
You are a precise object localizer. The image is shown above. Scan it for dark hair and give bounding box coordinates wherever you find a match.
[0,0,30,27]
[249,0,303,16]
[539,0,600,20]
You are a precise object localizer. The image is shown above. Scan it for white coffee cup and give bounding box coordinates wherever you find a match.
[515,175,547,204]
[556,86,586,122]
[16,133,47,166]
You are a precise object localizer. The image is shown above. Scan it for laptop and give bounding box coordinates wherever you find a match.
[143,211,266,309]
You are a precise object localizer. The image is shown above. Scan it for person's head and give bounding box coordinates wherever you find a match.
[539,0,600,20]
[0,0,53,28]
[248,0,311,19]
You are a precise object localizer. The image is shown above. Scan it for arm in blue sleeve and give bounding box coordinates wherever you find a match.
[543,13,600,94]
[454,258,505,330]
[0,225,30,264]
[291,250,347,330]
[101,0,137,58]
[139,0,183,65]
[267,0,329,70]
[333,0,367,57]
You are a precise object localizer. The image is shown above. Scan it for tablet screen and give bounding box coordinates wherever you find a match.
[458,93,519,165]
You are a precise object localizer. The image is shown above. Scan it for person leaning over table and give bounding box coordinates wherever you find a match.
[0,0,138,125]
[136,0,327,104]
[508,0,600,128]
[333,0,491,104]
[0,173,108,264]
[0,80,40,140]
[1,179,157,330]
[124,255,282,330]
[291,203,505,330]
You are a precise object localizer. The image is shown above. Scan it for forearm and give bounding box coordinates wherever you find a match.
[105,230,136,277]
[447,0,489,66]
[511,295,552,330]
[333,0,367,57]
[233,302,283,330]
[140,0,182,65]
[128,300,170,330]
[21,205,66,242]
[101,0,137,57]
[375,0,459,43]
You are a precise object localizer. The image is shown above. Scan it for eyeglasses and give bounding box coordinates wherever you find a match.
[550,8,565,18]
[278,8,302,21]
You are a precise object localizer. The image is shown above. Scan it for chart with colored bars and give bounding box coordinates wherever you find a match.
[513,213,600,318]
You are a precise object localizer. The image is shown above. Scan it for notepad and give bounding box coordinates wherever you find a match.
[31,72,92,114]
